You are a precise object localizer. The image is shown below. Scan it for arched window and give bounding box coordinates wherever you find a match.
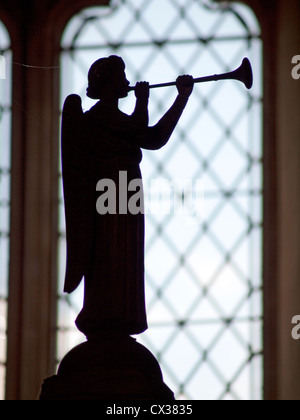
[58,0,262,400]
[0,19,11,401]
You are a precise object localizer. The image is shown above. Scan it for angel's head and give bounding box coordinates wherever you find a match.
[87,55,130,100]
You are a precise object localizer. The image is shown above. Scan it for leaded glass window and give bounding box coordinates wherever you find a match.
[0,20,11,401]
[58,0,263,400]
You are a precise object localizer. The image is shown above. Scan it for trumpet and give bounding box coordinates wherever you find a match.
[128,58,253,91]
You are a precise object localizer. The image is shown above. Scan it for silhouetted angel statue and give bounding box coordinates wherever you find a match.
[61,55,194,339]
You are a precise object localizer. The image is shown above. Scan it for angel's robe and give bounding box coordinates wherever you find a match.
[74,101,149,337]
[62,92,187,338]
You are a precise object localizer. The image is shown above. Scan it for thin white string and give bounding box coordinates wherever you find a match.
[13,61,59,70]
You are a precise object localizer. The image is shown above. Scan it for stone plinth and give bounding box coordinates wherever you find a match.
[40,335,174,401]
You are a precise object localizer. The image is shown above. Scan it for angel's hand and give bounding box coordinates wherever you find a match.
[135,82,150,102]
[176,75,194,98]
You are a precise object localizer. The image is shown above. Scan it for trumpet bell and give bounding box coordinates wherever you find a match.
[236,58,253,90]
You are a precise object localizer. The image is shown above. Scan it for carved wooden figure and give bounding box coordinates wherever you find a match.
[61,56,194,339]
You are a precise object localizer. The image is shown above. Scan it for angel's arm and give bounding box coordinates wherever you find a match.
[131,82,150,127]
[136,76,194,150]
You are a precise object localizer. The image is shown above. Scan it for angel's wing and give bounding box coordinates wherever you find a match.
[61,94,92,293]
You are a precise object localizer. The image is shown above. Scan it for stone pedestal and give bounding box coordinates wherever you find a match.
[40,335,174,400]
